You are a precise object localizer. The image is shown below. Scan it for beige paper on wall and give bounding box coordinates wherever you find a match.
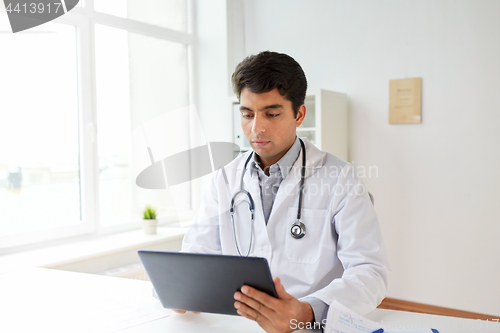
[389,78,422,124]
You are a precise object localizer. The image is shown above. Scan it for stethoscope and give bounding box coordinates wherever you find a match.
[230,138,307,256]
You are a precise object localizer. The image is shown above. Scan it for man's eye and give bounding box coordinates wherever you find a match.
[268,114,279,117]
[242,114,253,119]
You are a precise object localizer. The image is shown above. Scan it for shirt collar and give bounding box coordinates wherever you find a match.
[250,136,301,179]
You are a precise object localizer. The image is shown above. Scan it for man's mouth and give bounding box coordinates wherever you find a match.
[252,140,270,147]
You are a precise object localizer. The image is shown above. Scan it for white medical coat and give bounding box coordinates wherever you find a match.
[181,138,390,315]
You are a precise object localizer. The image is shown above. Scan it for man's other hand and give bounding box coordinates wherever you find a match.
[234,277,314,333]
[172,310,200,314]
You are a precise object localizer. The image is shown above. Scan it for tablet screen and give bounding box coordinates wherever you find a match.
[138,250,277,316]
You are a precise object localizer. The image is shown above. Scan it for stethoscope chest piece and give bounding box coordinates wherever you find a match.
[290,220,306,239]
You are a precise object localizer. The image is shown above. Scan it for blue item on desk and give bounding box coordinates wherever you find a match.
[372,328,439,333]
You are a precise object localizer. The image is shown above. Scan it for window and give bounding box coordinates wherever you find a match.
[0,16,82,238]
[95,0,187,32]
[0,1,193,249]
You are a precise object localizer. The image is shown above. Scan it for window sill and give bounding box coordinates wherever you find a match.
[0,226,187,275]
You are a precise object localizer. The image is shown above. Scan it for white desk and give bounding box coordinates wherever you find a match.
[1,268,498,333]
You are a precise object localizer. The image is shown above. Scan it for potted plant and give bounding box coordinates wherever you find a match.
[142,205,158,234]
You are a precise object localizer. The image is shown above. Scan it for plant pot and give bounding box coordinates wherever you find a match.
[142,219,158,235]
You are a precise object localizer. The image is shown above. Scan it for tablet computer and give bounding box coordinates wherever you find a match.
[138,250,278,316]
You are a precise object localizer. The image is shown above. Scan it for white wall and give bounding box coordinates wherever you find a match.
[242,0,500,315]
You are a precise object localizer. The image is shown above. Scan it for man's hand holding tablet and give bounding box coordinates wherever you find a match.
[234,277,314,333]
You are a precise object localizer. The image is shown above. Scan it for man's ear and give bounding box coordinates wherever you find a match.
[295,104,306,127]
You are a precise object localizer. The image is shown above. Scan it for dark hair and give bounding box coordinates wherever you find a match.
[231,51,307,118]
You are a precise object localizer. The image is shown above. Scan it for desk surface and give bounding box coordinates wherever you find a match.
[1,268,498,333]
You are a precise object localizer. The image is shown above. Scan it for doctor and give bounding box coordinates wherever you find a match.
[181,51,390,332]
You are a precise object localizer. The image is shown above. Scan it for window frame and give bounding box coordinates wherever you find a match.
[0,0,195,250]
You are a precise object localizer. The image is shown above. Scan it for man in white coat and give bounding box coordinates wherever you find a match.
[180,51,390,332]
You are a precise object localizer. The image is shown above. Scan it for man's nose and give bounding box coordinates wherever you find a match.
[251,114,266,134]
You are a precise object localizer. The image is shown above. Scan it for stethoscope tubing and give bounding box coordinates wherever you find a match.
[230,138,307,256]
